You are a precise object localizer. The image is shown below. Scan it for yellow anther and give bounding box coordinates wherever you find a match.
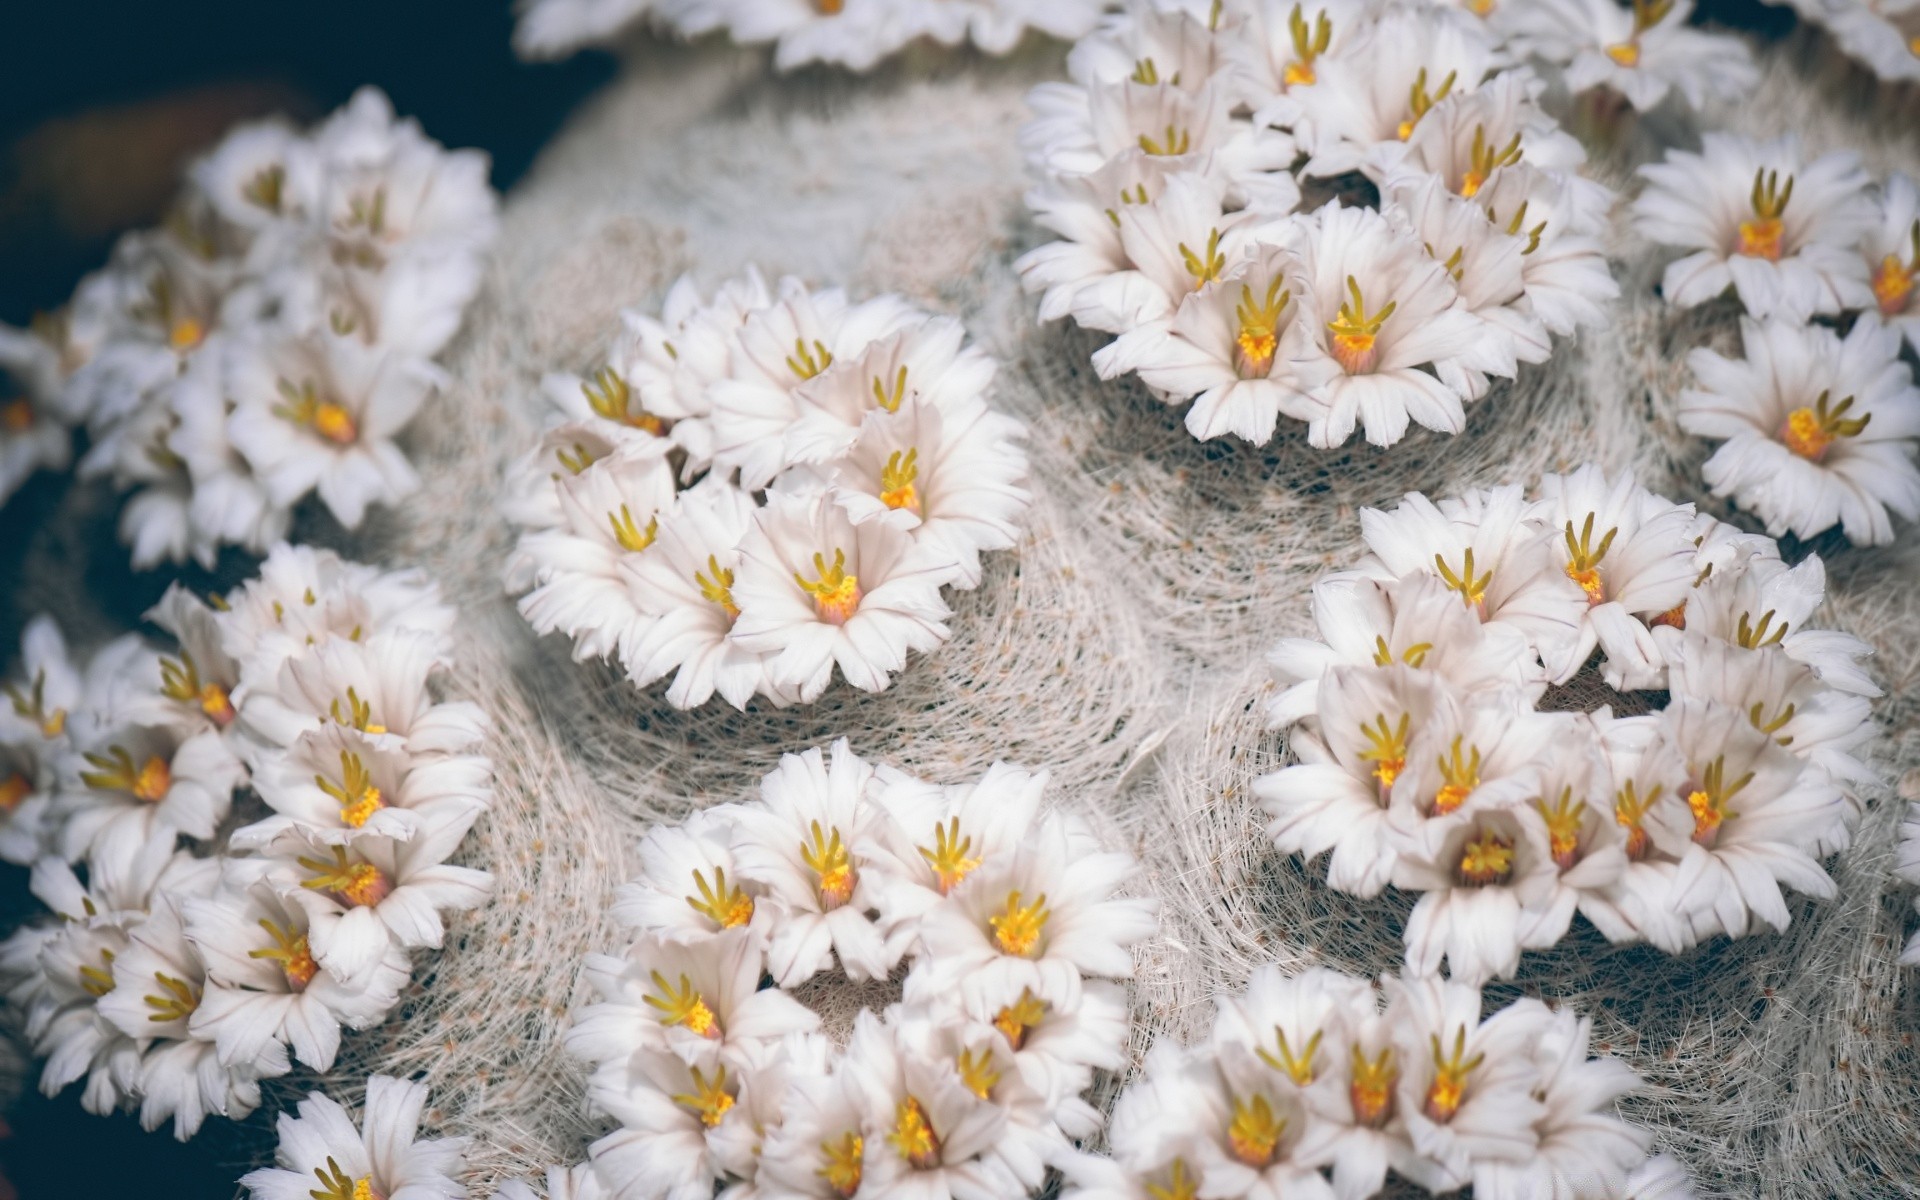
[1349,1044,1397,1127]
[273,378,358,445]
[696,555,742,622]
[160,651,234,728]
[955,1046,1001,1099]
[1256,1025,1322,1085]
[1433,546,1491,609]
[310,1156,384,1200]
[1285,4,1333,86]
[671,1064,736,1128]
[328,688,384,734]
[1226,1093,1286,1167]
[609,504,660,552]
[1735,608,1788,649]
[1613,780,1660,861]
[555,442,597,475]
[1426,242,1466,283]
[1328,275,1396,373]
[988,890,1050,958]
[880,448,921,513]
[1737,168,1793,260]
[1131,57,1162,85]
[80,746,172,803]
[1179,229,1228,289]
[1232,278,1291,377]
[1358,712,1411,794]
[1872,220,1919,316]
[1455,825,1515,885]
[815,0,845,12]
[1605,0,1674,64]
[1145,1159,1200,1200]
[1685,755,1752,848]
[297,845,393,908]
[248,918,318,990]
[993,988,1051,1050]
[795,549,862,625]
[1535,786,1588,871]
[1396,67,1456,141]
[687,866,755,929]
[144,971,199,1023]
[918,816,981,895]
[786,338,834,381]
[1432,734,1482,816]
[1563,513,1618,604]
[872,365,909,413]
[644,969,723,1039]
[1423,1026,1483,1122]
[890,1097,941,1169]
[582,366,663,433]
[1781,389,1869,461]
[1460,125,1523,198]
[1103,182,1153,227]
[801,819,857,910]
[1139,123,1193,157]
[818,1131,864,1198]
[315,750,386,828]
[1486,199,1548,254]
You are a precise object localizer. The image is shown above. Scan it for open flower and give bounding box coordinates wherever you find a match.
[0,327,71,509]
[1395,802,1562,983]
[1015,151,1184,331]
[239,1076,471,1200]
[55,716,245,863]
[1633,133,1876,321]
[1681,315,1920,545]
[1508,0,1757,111]
[1470,161,1620,335]
[584,1040,744,1200]
[1819,0,1920,83]
[1865,172,1920,349]
[0,616,85,865]
[1666,550,1878,698]
[238,627,485,760]
[234,722,490,847]
[865,760,1049,941]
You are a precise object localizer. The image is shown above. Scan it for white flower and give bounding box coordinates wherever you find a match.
[944,956,1129,1137]
[1093,242,1341,445]
[1580,710,1701,954]
[731,488,956,701]
[1383,687,1556,834]
[1209,964,1372,1138]
[0,616,85,864]
[755,1040,871,1199]
[1394,803,1561,983]
[707,1031,838,1195]
[613,808,767,943]
[1632,133,1876,321]
[0,328,71,509]
[1166,1043,1333,1200]
[696,0,925,72]
[1015,151,1181,330]
[189,117,320,238]
[141,583,246,738]
[1054,1044,1214,1200]
[865,759,1049,940]
[1470,161,1620,335]
[239,1075,471,1200]
[168,346,292,556]
[1818,0,1920,82]
[1508,0,1758,111]
[224,329,440,529]
[721,740,910,985]
[234,722,490,848]
[1377,69,1591,198]
[1228,0,1377,119]
[1681,315,1920,545]
[238,628,486,760]
[1285,202,1484,448]
[514,0,657,59]
[1663,544,1878,698]
[584,1042,749,1200]
[1865,172,1920,349]
[56,715,245,863]
[1512,717,1630,949]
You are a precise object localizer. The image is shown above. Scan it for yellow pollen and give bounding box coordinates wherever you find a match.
[1686,755,1752,849]
[1563,513,1618,605]
[672,1064,736,1128]
[1284,4,1332,88]
[316,750,387,828]
[1606,0,1672,67]
[248,918,318,990]
[1145,1159,1200,1200]
[1432,734,1481,816]
[993,988,1051,1050]
[989,890,1050,958]
[310,1157,385,1200]
[1226,1093,1286,1167]
[143,971,199,1023]
[81,746,172,802]
[1233,277,1291,377]
[0,772,29,813]
[1737,167,1793,260]
[795,549,862,625]
[1604,41,1641,66]
[1423,1027,1483,1122]
[1535,787,1588,871]
[298,845,393,908]
[815,0,845,13]
[880,448,921,513]
[168,317,205,352]
[1179,229,1228,289]
[1,397,31,433]
[687,866,755,929]
[1350,1045,1397,1127]
[644,969,723,1039]
[890,1097,941,1169]
[1873,243,1916,316]
[273,378,358,445]
[78,948,116,998]
[1911,34,1920,56]
[801,820,857,911]
[818,1131,864,1198]
[1650,600,1687,630]
[198,681,235,726]
[1459,125,1523,199]
[955,1046,1001,1099]
[1781,389,1869,461]
[696,555,742,622]
[1327,275,1394,373]
[609,505,660,553]
[1456,826,1515,885]
[1396,67,1456,140]
[918,816,982,895]
[1613,780,1661,861]
[1359,712,1411,796]
[583,366,665,434]
[1256,1025,1322,1085]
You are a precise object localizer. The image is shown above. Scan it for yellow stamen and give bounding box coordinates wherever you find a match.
[160,651,234,726]
[993,988,1051,1050]
[672,1064,736,1128]
[918,816,981,895]
[687,866,755,929]
[242,164,284,213]
[1138,123,1193,157]
[1358,712,1411,795]
[955,1046,1001,1099]
[1534,786,1587,871]
[297,846,393,908]
[582,366,664,434]
[696,555,742,622]
[890,1097,941,1169]
[315,750,386,828]
[1749,700,1797,746]
[988,890,1050,958]
[1685,755,1751,849]
[328,688,384,734]
[143,971,199,1023]
[1734,608,1788,649]
[248,918,318,990]
[1423,1027,1483,1122]
[801,820,857,910]
[815,0,845,13]
[78,948,116,998]
[1232,278,1291,377]
[1372,635,1432,668]
[1145,1159,1200,1200]
[1613,780,1661,861]
[1396,67,1456,141]
[1781,389,1869,461]
[1605,0,1674,66]
[273,378,358,445]
[786,338,834,381]
[880,448,921,513]
[0,772,29,813]
[1434,546,1491,609]
[1256,1026,1322,1085]
[609,504,660,552]
[556,442,597,474]
[795,549,862,625]
[5,670,67,738]
[1327,275,1395,373]
[1349,1045,1397,1127]
[80,746,172,803]
[1432,734,1481,816]
[1179,229,1227,289]
[1563,513,1618,604]
[818,1131,863,1198]
[1459,125,1522,198]
[1284,4,1333,87]
[1455,825,1514,885]
[1871,222,1918,315]
[310,1156,385,1200]
[1226,1093,1286,1167]
[872,366,909,413]
[168,317,206,352]
[1737,167,1793,260]
[644,969,723,1039]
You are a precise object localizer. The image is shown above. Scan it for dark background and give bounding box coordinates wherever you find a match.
[0,0,1805,1196]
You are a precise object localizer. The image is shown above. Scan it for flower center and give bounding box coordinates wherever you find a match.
[1534,787,1587,871]
[815,0,845,13]
[78,948,116,998]
[1686,755,1751,849]
[243,164,284,212]
[0,772,28,813]
[818,1131,863,1198]
[609,505,660,552]
[1396,66,1456,140]
[317,749,386,828]
[310,1157,385,1200]
[1605,0,1672,66]
[159,651,235,727]
[687,866,755,929]
[1455,825,1515,885]
[880,448,921,514]
[1780,389,1868,461]
[1327,274,1394,373]
[1226,1093,1285,1167]
[988,890,1050,958]
[993,988,1051,1050]
[1358,712,1411,797]
[249,918,319,990]
[1459,125,1523,198]
[143,971,200,1023]
[1434,546,1491,610]
[801,820,857,910]
[169,317,206,353]
[1603,40,1640,66]
[890,1097,941,1169]
[795,549,862,625]
[1284,6,1331,87]
[1232,278,1291,378]
[1561,513,1618,604]
[1432,734,1482,816]
[1349,1045,1398,1127]
[6,669,67,739]
[1256,1026,1322,1085]
[1,397,31,433]
[645,969,724,1039]
[1613,781,1660,861]
[918,816,982,895]
[1734,607,1788,649]
[672,1064,736,1128]
[955,1046,1001,1099]
[1179,229,1227,289]
[274,378,359,445]
[695,555,742,623]
[1138,122,1193,157]
[582,366,665,434]
[328,688,386,734]
[1874,248,1916,316]
[1423,1027,1483,1123]
[786,338,835,381]
[298,846,394,908]
[1649,600,1686,630]
[1735,167,1793,260]
[1146,1159,1200,1200]
[80,746,172,803]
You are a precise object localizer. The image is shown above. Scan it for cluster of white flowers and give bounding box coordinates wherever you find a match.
[1259,465,1879,983]
[1634,138,1920,545]
[1016,0,1624,450]
[1059,965,1691,1200]
[504,271,1030,708]
[0,543,495,1138]
[556,739,1158,1200]
[513,0,1110,69]
[241,1074,473,1200]
[0,88,497,568]
[1768,0,1920,82]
